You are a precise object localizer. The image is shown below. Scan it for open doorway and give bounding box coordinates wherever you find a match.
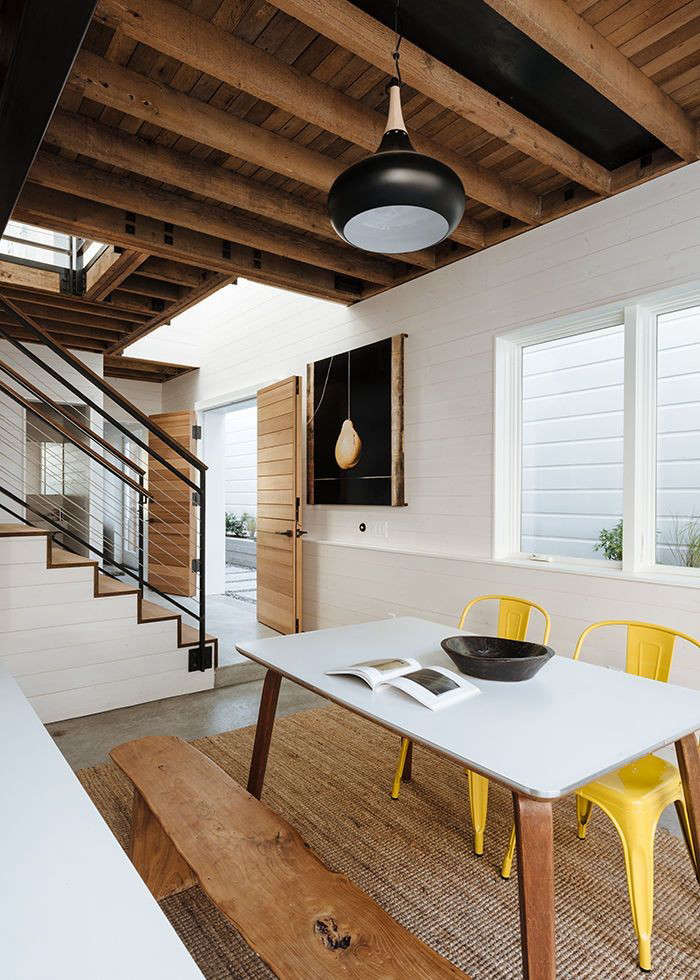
[202,396,277,669]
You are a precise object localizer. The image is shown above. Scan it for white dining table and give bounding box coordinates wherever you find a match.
[236,616,700,980]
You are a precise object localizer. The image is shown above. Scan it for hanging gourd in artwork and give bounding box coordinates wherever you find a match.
[335,350,362,469]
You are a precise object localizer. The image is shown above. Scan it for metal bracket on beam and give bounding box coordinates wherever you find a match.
[252,249,262,270]
[151,298,165,313]
[125,211,135,235]
[163,222,173,246]
[222,240,231,260]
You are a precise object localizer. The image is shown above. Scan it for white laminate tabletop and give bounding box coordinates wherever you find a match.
[236,617,700,799]
[0,666,203,980]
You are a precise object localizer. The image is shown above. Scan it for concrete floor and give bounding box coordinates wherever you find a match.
[47,677,325,771]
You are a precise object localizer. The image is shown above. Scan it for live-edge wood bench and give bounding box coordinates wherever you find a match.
[111,735,467,979]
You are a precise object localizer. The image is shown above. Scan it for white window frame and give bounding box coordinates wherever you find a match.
[494,282,700,584]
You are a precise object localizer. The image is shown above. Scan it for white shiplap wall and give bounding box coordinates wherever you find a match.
[130,163,700,689]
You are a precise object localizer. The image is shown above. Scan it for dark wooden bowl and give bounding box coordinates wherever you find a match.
[441,635,554,682]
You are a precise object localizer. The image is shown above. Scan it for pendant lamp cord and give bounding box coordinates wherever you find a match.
[347,351,351,418]
[392,0,403,86]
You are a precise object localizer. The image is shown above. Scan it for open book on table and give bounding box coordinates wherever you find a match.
[326,657,479,711]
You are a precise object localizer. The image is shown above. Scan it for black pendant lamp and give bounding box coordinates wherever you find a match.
[327,1,465,254]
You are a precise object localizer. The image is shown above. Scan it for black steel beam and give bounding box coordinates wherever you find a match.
[0,0,97,236]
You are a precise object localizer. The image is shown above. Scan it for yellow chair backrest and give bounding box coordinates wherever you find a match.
[457,594,551,644]
[572,620,700,682]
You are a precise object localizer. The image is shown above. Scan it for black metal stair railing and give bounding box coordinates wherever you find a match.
[0,292,210,671]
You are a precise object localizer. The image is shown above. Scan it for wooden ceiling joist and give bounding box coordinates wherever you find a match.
[270,0,613,196]
[95,0,537,229]
[46,110,440,267]
[103,354,197,383]
[29,150,402,286]
[3,0,698,349]
[481,0,698,163]
[135,258,214,289]
[108,272,234,355]
[84,245,147,301]
[0,281,150,321]
[14,183,362,303]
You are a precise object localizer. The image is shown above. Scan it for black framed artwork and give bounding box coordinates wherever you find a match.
[306,334,405,506]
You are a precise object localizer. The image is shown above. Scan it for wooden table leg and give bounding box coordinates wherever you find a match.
[676,734,700,885]
[247,669,281,799]
[513,793,556,980]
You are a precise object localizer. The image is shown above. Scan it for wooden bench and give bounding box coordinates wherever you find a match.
[111,735,466,979]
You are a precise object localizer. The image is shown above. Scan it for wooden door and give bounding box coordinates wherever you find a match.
[148,411,196,597]
[256,377,303,634]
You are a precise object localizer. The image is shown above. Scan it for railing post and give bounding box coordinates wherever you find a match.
[138,473,145,593]
[198,468,206,671]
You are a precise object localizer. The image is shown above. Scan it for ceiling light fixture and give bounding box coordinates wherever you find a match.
[327,0,465,254]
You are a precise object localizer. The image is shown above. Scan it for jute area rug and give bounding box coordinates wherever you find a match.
[77,706,699,979]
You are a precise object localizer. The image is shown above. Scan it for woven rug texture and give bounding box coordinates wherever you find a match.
[76,706,699,979]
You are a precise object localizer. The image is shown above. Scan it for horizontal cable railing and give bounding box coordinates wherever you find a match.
[0,292,209,669]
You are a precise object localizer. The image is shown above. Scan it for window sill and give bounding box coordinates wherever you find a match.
[498,555,700,590]
[305,538,700,590]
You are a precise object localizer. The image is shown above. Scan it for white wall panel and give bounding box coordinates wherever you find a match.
[124,162,700,684]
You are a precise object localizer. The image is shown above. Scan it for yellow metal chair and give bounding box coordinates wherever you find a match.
[390,595,551,858]
[505,620,699,972]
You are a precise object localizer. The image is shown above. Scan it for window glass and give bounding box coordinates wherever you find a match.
[521,325,624,559]
[656,307,700,569]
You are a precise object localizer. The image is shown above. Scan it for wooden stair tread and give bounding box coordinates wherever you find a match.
[139,599,179,623]
[97,572,139,596]
[178,621,217,647]
[111,736,465,979]
[0,523,47,536]
[50,545,95,568]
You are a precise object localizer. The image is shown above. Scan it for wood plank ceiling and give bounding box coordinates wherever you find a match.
[3,0,700,364]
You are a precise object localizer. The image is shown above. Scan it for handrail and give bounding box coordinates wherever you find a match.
[0,323,200,491]
[0,357,146,476]
[0,487,197,621]
[0,291,209,672]
[0,376,152,500]
[0,294,207,473]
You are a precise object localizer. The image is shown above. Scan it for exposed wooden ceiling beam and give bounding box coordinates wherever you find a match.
[117,275,183,302]
[136,258,213,288]
[29,150,401,286]
[46,110,443,265]
[0,259,62,292]
[270,0,612,196]
[0,0,96,235]
[85,246,147,301]
[68,52,494,245]
[108,272,234,354]
[0,317,112,350]
[0,281,149,321]
[96,0,537,227]
[7,301,130,335]
[108,291,171,315]
[480,0,697,162]
[70,50,341,191]
[103,354,197,383]
[14,183,361,304]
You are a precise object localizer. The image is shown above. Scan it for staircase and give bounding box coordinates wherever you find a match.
[0,295,215,722]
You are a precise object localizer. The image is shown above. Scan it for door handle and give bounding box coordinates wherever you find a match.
[295,529,308,538]
[275,529,294,537]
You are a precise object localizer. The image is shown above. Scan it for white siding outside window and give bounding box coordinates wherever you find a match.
[656,308,700,567]
[224,399,257,522]
[521,325,624,559]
